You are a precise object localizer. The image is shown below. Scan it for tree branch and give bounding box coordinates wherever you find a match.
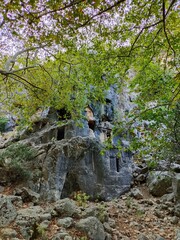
[162,0,176,59]
[5,44,47,72]
[78,0,126,28]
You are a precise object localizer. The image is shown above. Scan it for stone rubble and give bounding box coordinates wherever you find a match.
[0,185,179,240]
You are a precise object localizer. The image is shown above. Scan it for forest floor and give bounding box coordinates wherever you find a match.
[0,184,179,240]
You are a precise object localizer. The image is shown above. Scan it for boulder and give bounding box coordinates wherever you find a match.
[0,228,18,238]
[75,216,106,240]
[0,195,17,227]
[82,205,109,223]
[16,206,51,223]
[130,188,143,200]
[57,217,73,228]
[54,198,81,218]
[147,171,173,197]
[14,187,40,203]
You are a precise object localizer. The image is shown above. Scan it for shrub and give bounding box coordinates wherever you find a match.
[0,143,37,181]
[0,117,8,132]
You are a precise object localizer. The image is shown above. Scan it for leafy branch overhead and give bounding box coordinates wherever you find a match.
[0,0,179,161]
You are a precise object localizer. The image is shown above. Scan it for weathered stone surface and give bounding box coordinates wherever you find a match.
[75,216,106,240]
[54,198,80,217]
[147,171,173,197]
[161,192,174,203]
[130,188,143,200]
[52,232,69,240]
[14,187,40,203]
[10,85,133,202]
[57,217,73,228]
[82,205,109,223]
[15,206,51,223]
[0,228,18,238]
[138,234,149,240]
[174,204,180,217]
[0,195,17,227]
[176,228,180,240]
[173,173,180,203]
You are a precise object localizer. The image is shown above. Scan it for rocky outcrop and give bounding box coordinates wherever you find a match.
[1,85,132,201]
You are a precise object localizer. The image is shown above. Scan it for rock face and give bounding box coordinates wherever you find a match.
[0,86,132,201]
[23,85,133,201]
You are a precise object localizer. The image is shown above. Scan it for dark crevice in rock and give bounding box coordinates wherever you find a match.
[57,127,65,140]
[88,120,95,131]
[61,172,80,198]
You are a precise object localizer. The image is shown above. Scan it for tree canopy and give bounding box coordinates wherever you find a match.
[0,0,179,160]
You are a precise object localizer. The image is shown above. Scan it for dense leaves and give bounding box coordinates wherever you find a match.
[0,0,179,161]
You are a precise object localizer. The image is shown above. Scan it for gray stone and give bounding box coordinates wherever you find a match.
[155,235,165,240]
[108,218,116,228]
[138,233,149,240]
[12,85,133,202]
[57,217,73,228]
[52,232,69,240]
[54,198,80,217]
[171,216,179,224]
[82,205,109,223]
[130,188,143,199]
[173,173,180,203]
[0,228,18,238]
[147,171,173,197]
[76,216,106,240]
[0,195,17,227]
[64,236,73,240]
[161,192,174,203]
[0,186,4,193]
[154,209,164,219]
[0,194,23,208]
[39,220,50,229]
[136,174,147,182]
[174,204,180,217]
[176,228,180,240]
[16,206,51,223]
[103,222,113,233]
[14,187,40,203]
[105,233,112,240]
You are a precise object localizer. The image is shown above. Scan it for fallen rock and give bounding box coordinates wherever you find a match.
[57,217,73,228]
[0,195,17,227]
[130,188,143,200]
[54,198,81,217]
[0,228,18,238]
[147,171,173,197]
[75,216,106,240]
[14,187,40,203]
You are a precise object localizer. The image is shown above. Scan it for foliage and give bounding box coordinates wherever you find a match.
[125,196,133,209]
[74,191,90,208]
[0,143,37,181]
[125,63,179,163]
[0,0,179,162]
[97,203,108,223]
[0,117,8,132]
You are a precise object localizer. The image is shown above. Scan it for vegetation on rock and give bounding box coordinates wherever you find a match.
[0,143,37,181]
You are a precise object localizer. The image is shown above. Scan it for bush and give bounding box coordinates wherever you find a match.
[0,143,37,181]
[0,117,8,132]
